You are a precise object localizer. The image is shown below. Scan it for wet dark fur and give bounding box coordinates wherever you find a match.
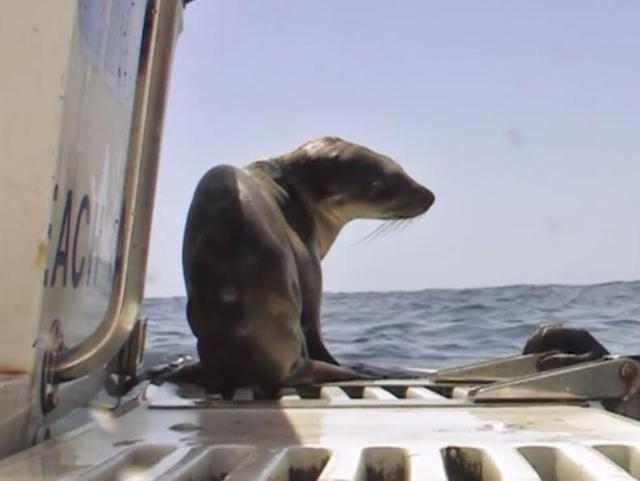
[182,137,435,396]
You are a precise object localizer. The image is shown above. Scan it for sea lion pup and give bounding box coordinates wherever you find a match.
[181,137,435,397]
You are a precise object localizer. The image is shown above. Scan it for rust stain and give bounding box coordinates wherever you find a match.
[365,464,407,481]
[442,447,482,481]
[0,366,29,375]
[35,239,48,266]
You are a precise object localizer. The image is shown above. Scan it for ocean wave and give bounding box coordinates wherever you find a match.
[143,281,640,369]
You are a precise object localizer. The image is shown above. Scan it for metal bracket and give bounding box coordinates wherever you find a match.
[113,317,147,378]
[102,317,148,398]
[468,357,640,402]
[40,319,64,414]
[434,353,546,383]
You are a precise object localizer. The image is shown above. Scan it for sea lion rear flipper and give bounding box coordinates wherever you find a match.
[148,360,205,385]
[344,362,423,379]
[285,359,370,386]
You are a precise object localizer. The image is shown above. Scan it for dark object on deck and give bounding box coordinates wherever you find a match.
[523,324,610,371]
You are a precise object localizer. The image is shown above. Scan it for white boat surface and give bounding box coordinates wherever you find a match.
[4,356,640,480]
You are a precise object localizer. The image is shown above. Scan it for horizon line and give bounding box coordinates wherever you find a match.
[144,278,640,300]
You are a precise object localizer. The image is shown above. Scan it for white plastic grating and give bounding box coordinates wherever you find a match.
[2,382,640,480]
[64,442,640,481]
[148,383,453,409]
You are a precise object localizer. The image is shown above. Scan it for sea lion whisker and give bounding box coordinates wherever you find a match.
[399,218,415,231]
[382,219,408,236]
[356,221,394,244]
[357,216,417,244]
[383,219,405,234]
[388,219,404,234]
[354,225,382,245]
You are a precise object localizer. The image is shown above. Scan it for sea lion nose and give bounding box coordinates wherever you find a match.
[419,186,435,211]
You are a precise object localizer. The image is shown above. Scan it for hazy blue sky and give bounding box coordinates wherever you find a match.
[145,1,639,297]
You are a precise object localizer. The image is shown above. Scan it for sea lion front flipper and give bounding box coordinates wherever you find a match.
[305,336,340,365]
[285,359,370,386]
[185,297,201,338]
[296,255,341,365]
[300,300,339,365]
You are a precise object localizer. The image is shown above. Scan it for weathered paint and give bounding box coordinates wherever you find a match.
[40,0,149,350]
[0,1,149,374]
[0,0,183,457]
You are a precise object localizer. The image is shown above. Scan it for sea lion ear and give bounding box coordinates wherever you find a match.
[266,161,286,182]
[247,160,281,178]
[245,161,288,203]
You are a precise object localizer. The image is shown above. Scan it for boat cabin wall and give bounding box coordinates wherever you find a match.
[0,0,183,455]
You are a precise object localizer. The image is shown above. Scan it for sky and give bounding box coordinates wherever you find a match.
[145,1,640,298]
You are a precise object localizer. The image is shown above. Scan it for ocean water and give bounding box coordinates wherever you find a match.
[142,281,640,371]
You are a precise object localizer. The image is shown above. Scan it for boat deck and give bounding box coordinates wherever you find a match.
[2,379,640,481]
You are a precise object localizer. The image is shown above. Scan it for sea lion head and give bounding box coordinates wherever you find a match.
[273,137,435,222]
